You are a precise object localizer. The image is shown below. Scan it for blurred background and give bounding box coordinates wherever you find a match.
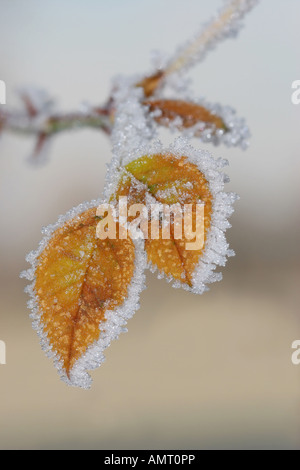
[0,0,300,450]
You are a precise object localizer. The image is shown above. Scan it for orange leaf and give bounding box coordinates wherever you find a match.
[136,70,165,98]
[144,99,227,133]
[113,153,213,289]
[23,205,145,388]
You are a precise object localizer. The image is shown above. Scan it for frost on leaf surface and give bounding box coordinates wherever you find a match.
[21,204,146,388]
[111,140,237,294]
[145,97,250,149]
[145,99,226,133]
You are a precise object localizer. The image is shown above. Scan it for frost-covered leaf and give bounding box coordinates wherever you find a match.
[144,97,250,149]
[112,145,237,294]
[21,204,146,389]
[114,153,211,289]
[145,99,227,134]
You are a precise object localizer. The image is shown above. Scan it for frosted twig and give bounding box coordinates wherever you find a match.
[0,106,112,137]
[164,0,258,77]
[0,0,258,158]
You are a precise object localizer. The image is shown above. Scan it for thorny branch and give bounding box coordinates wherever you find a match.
[0,0,258,160]
[0,105,112,137]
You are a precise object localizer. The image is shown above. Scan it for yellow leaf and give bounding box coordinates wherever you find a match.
[26,206,144,388]
[114,153,213,288]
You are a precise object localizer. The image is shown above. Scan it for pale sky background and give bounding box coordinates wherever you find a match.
[0,0,299,450]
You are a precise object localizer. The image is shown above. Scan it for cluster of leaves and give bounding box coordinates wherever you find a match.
[18,0,258,388]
